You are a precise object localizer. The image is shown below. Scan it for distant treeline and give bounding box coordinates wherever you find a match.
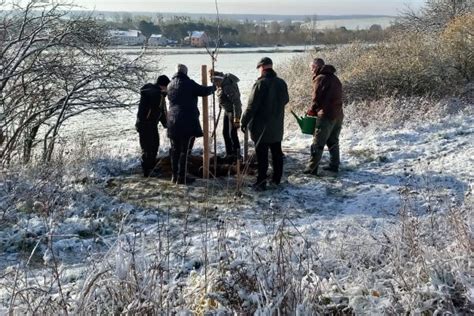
[103,15,390,46]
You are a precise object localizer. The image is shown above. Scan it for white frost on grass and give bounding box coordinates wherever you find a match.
[0,107,472,314]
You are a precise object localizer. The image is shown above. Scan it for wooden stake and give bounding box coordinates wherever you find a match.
[202,65,210,179]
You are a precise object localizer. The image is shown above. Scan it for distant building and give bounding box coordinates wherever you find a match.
[148,34,168,46]
[190,31,208,47]
[108,30,146,45]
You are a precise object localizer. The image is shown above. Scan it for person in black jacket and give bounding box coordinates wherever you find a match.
[167,64,215,185]
[136,75,170,177]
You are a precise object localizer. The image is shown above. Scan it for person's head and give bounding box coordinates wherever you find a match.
[311,58,325,75]
[209,69,224,78]
[210,70,224,87]
[256,57,273,76]
[213,76,224,87]
[156,75,170,92]
[176,64,188,75]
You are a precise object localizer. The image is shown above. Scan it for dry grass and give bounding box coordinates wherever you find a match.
[1,154,472,314]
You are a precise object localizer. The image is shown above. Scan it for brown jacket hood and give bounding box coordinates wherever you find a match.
[311,65,343,121]
[318,64,337,75]
[224,73,240,84]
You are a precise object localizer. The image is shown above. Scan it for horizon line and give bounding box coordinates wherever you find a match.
[79,10,397,19]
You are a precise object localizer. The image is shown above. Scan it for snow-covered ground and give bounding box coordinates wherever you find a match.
[0,105,472,314]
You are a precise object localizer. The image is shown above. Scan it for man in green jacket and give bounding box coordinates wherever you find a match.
[241,57,290,191]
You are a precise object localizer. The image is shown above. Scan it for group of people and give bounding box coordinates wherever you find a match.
[136,56,343,191]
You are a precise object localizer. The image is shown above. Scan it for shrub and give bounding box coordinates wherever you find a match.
[279,42,370,110]
[341,32,446,99]
[440,13,474,83]
[280,23,472,110]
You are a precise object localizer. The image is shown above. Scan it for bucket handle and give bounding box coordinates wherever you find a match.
[290,110,303,123]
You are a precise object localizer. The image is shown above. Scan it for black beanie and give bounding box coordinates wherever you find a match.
[156,75,170,86]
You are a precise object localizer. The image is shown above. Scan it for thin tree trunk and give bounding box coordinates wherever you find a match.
[23,124,39,164]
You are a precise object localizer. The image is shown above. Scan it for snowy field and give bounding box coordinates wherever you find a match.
[0,99,472,313]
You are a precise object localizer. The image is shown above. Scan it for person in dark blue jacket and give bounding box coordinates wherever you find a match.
[136,75,170,177]
[167,64,215,184]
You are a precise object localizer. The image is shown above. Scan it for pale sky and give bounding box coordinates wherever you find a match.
[75,0,425,16]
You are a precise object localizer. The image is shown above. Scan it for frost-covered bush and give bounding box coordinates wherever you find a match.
[342,97,473,127]
[0,147,139,314]
[280,12,473,108]
[342,33,445,99]
[441,13,474,84]
[0,1,149,165]
[22,199,468,315]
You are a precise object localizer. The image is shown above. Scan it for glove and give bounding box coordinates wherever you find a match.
[306,109,317,117]
[233,118,241,129]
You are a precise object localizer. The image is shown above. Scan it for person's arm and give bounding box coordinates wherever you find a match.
[282,80,290,106]
[241,81,265,131]
[137,105,147,121]
[137,84,153,121]
[137,100,150,122]
[310,75,326,115]
[223,83,243,124]
[159,95,168,128]
[192,80,216,97]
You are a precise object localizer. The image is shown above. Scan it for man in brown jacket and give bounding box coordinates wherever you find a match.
[304,58,343,175]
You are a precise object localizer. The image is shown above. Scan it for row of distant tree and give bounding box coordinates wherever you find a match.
[105,15,389,46]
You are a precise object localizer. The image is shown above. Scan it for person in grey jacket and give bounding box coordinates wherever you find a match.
[211,70,242,160]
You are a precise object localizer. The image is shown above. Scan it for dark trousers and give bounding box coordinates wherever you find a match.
[138,122,159,176]
[307,117,343,171]
[255,141,284,185]
[223,113,240,156]
[170,136,194,179]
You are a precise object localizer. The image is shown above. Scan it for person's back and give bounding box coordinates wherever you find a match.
[241,57,289,191]
[136,75,170,177]
[212,71,243,159]
[248,69,289,143]
[166,64,215,184]
[137,83,165,124]
[168,74,200,110]
[218,73,242,116]
[305,59,344,175]
[312,65,343,121]
[167,71,215,139]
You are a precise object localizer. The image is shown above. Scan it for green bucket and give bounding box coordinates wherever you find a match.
[291,110,317,135]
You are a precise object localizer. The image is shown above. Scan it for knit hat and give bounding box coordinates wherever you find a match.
[177,64,188,75]
[156,75,170,86]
